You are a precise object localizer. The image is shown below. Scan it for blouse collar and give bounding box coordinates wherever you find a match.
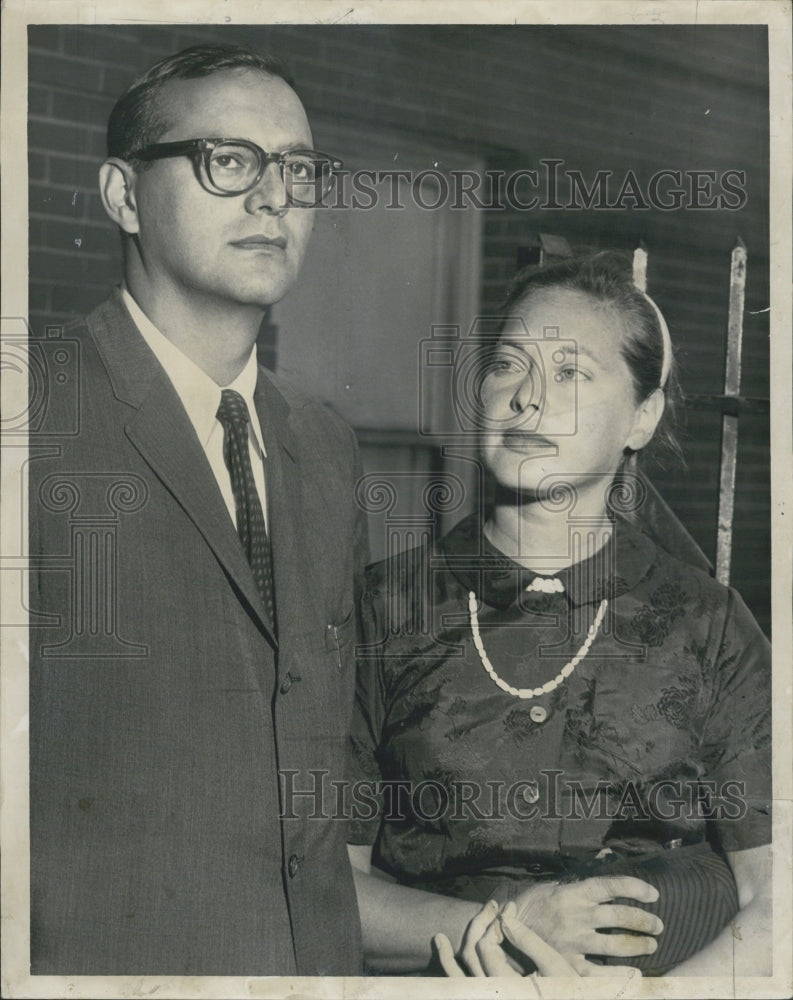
[441,513,658,609]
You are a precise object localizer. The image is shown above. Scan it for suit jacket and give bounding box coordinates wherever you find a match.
[29,291,366,975]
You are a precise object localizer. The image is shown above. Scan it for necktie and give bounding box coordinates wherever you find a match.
[216,389,276,634]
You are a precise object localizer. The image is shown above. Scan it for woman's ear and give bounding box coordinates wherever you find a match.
[625,387,665,452]
[98,158,140,235]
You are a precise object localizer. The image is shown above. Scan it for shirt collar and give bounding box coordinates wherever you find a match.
[441,512,657,608]
[121,288,265,454]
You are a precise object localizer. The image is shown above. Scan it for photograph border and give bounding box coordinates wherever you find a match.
[2,2,791,998]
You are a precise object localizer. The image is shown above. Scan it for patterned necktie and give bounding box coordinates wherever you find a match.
[216,389,276,634]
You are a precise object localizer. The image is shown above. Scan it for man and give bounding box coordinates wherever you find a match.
[29,45,366,976]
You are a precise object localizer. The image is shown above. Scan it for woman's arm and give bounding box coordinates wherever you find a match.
[348,843,481,972]
[666,844,772,976]
[349,843,663,975]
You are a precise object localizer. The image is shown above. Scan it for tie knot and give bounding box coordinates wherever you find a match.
[217,388,250,429]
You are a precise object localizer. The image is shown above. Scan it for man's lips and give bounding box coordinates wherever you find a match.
[230,235,287,249]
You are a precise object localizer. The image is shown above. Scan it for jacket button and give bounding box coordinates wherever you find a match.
[288,854,300,878]
[280,672,292,695]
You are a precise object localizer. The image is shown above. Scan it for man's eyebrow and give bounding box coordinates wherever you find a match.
[221,139,313,152]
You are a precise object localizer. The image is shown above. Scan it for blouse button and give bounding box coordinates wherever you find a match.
[530,705,548,723]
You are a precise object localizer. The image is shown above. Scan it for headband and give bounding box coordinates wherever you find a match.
[640,291,672,389]
[632,246,672,388]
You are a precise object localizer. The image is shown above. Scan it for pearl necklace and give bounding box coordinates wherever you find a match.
[468,591,608,700]
[524,576,564,594]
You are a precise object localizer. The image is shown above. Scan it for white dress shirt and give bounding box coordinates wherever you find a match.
[121,288,269,531]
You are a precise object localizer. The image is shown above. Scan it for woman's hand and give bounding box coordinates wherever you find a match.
[433,900,581,977]
[512,875,663,976]
[434,900,512,977]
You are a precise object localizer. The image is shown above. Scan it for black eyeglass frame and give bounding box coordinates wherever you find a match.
[129,138,344,205]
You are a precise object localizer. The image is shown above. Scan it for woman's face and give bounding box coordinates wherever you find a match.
[479,286,659,501]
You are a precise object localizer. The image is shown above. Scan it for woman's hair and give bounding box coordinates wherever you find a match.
[499,250,684,467]
[106,44,294,169]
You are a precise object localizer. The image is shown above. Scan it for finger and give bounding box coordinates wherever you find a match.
[599,965,643,979]
[433,933,466,978]
[500,916,578,976]
[460,901,498,977]
[569,954,598,976]
[584,875,659,904]
[575,959,644,978]
[466,899,500,939]
[593,903,663,935]
[582,931,658,958]
[476,922,516,977]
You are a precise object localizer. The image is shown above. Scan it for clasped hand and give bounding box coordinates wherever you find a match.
[436,875,662,978]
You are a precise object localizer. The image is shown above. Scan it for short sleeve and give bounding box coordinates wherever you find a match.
[701,588,771,852]
[347,578,387,846]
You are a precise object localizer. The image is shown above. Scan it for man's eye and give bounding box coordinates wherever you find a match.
[212,154,244,170]
[287,160,316,181]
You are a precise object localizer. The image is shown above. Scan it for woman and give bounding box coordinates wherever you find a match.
[347,252,771,976]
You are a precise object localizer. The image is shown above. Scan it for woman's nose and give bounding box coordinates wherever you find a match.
[510,371,541,414]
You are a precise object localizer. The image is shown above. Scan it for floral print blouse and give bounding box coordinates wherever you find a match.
[348,514,771,885]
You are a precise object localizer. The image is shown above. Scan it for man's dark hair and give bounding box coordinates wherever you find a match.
[106,44,295,168]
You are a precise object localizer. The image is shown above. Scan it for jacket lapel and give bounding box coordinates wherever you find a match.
[88,291,276,645]
[253,372,305,649]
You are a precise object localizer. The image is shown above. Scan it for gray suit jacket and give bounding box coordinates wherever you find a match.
[29,291,366,975]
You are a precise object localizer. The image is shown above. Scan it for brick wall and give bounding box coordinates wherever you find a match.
[27,23,771,632]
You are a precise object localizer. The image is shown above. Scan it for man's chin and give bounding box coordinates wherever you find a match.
[235,277,298,310]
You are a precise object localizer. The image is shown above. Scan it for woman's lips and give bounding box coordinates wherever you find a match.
[501,429,556,451]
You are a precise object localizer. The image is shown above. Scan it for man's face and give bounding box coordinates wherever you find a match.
[127,69,315,310]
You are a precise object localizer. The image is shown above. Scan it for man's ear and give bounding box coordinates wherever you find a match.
[98,158,140,234]
[625,387,665,452]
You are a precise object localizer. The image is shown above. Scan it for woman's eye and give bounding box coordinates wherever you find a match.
[489,355,526,375]
[555,366,588,382]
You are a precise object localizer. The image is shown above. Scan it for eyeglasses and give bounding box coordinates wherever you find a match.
[130,138,343,206]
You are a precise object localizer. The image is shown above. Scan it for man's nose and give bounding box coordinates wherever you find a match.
[244,161,289,215]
